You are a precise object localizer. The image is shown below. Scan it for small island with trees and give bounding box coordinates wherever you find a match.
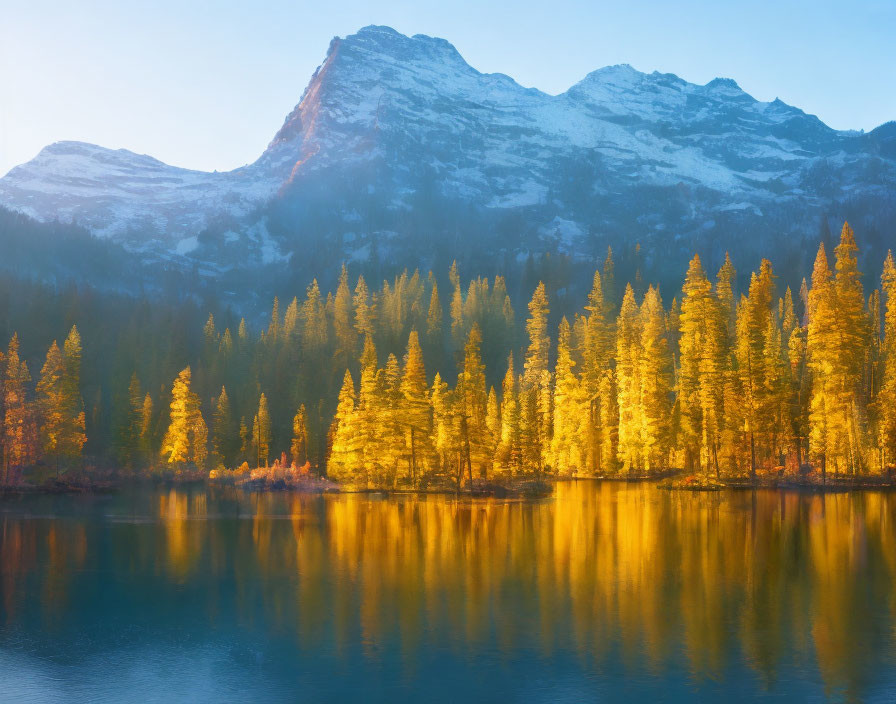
[1,223,894,495]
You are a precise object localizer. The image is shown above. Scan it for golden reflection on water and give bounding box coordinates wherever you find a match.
[1,482,895,699]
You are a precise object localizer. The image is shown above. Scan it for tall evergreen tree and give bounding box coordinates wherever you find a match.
[831,223,868,473]
[524,282,552,469]
[580,270,613,475]
[426,281,443,344]
[3,335,35,479]
[449,262,465,356]
[328,371,361,484]
[291,404,310,468]
[333,264,356,372]
[212,386,236,468]
[598,369,619,475]
[252,393,272,467]
[301,280,329,356]
[878,251,896,466]
[616,285,643,472]
[809,225,869,475]
[112,372,145,471]
[400,331,432,486]
[160,367,207,469]
[639,286,673,472]
[524,282,550,387]
[36,341,65,472]
[602,247,616,316]
[61,325,86,461]
[736,261,776,474]
[430,372,455,480]
[551,318,586,473]
[267,297,281,342]
[139,392,154,463]
[353,276,376,340]
[679,255,725,474]
[496,354,520,474]
[458,325,489,478]
[808,243,836,477]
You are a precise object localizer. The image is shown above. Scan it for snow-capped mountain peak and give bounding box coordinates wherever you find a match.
[1,25,893,274]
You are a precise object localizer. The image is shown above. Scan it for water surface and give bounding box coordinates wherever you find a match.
[1,482,895,702]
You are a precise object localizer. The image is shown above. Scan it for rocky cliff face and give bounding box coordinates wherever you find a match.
[2,25,894,276]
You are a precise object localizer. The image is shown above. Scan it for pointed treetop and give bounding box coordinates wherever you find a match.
[834,221,860,276]
[557,315,572,343]
[812,243,831,284]
[686,253,705,278]
[401,330,428,400]
[529,281,548,312]
[883,250,896,287]
[620,283,638,315]
[839,221,857,248]
[338,369,355,399]
[586,270,604,314]
[267,297,281,338]
[449,260,460,288]
[717,251,736,280]
[65,324,81,352]
[602,247,616,302]
[683,255,711,298]
[466,322,483,351]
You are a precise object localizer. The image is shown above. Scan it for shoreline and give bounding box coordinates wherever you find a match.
[2,470,895,497]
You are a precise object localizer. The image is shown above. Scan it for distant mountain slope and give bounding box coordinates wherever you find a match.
[2,25,894,278]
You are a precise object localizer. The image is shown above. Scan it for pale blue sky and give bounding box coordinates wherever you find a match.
[2,0,894,176]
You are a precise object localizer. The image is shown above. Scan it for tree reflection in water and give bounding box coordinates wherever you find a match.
[1,483,894,701]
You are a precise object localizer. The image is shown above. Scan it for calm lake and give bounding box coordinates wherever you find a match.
[1,482,895,702]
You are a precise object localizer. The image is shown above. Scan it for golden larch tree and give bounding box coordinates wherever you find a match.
[291,404,310,468]
[639,285,673,472]
[160,366,207,470]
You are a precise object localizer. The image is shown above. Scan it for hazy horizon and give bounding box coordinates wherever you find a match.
[2,0,894,177]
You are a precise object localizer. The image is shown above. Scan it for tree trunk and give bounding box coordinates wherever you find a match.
[410,426,417,489]
[750,432,756,480]
[713,443,720,480]
[462,415,474,492]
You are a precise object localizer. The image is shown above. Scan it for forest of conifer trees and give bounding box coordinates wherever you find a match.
[2,222,895,490]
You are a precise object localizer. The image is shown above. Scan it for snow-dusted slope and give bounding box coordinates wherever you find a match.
[0,141,282,253]
[0,142,276,235]
[2,25,894,271]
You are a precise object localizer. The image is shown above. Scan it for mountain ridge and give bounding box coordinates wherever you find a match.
[1,24,894,280]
